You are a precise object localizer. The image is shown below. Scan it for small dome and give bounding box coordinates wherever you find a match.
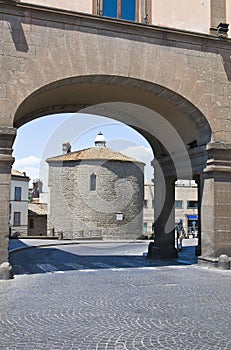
[94,132,106,147]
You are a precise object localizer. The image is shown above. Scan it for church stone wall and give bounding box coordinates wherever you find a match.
[48,160,144,240]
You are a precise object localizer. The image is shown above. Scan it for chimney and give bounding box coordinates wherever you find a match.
[62,142,71,155]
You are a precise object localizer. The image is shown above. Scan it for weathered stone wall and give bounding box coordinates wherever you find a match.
[48,160,144,239]
[28,216,47,236]
[18,0,231,38]
[1,5,227,149]
[0,2,229,144]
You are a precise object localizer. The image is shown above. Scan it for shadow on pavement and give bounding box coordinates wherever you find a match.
[9,245,198,276]
[8,238,30,251]
[177,246,198,265]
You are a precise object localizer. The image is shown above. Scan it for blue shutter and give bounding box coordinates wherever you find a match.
[121,0,136,21]
[103,0,118,18]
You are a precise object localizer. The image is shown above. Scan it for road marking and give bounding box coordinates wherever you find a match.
[92,262,116,269]
[64,262,87,270]
[36,264,59,272]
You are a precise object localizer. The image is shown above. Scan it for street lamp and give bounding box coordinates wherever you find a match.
[217,23,229,37]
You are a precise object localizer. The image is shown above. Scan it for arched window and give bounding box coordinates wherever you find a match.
[90,173,96,191]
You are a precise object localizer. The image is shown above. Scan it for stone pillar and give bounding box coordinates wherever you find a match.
[148,160,177,258]
[199,142,231,262]
[0,127,16,279]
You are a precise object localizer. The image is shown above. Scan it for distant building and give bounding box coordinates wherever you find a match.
[29,179,43,201]
[143,183,154,236]
[28,203,47,236]
[143,181,198,237]
[46,133,144,240]
[28,179,48,236]
[10,169,30,237]
[39,192,48,204]
[174,180,198,237]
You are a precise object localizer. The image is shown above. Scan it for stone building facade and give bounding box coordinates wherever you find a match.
[10,170,30,237]
[144,181,198,238]
[20,0,231,38]
[46,135,144,240]
[28,203,47,236]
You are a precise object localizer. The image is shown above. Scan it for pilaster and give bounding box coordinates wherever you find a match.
[199,142,231,264]
[0,127,16,279]
[210,0,227,32]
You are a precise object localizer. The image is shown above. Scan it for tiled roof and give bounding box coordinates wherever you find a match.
[28,203,47,216]
[12,169,23,176]
[12,169,27,176]
[11,169,30,180]
[46,147,144,164]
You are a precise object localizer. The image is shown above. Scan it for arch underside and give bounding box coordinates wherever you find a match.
[14,75,211,172]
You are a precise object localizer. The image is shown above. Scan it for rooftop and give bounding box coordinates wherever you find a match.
[11,169,30,179]
[46,146,144,164]
[28,203,47,216]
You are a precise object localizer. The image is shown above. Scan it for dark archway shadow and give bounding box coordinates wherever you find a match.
[9,245,198,276]
[9,238,30,251]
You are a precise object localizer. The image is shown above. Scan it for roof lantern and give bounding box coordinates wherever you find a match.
[94,131,106,147]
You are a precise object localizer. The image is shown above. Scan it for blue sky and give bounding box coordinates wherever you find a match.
[13,113,154,190]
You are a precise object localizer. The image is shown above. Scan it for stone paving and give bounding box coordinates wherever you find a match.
[0,261,231,349]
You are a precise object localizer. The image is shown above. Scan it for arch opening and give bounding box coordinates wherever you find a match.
[12,75,212,258]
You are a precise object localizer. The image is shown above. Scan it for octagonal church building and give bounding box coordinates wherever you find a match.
[46,133,144,240]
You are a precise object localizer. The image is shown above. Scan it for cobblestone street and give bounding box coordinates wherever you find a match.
[0,261,231,349]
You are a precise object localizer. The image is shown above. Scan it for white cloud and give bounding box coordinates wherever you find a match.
[121,145,154,183]
[14,155,41,168]
[121,145,153,163]
[13,156,41,183]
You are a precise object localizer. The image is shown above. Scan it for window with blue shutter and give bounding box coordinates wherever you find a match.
[103,0,118,18]
[121,0,136,21]
[102,0,136,21]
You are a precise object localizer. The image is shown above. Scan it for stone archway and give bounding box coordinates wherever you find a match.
[12,75,212,261]
[0,1,230,277]
[0,75,227,277]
